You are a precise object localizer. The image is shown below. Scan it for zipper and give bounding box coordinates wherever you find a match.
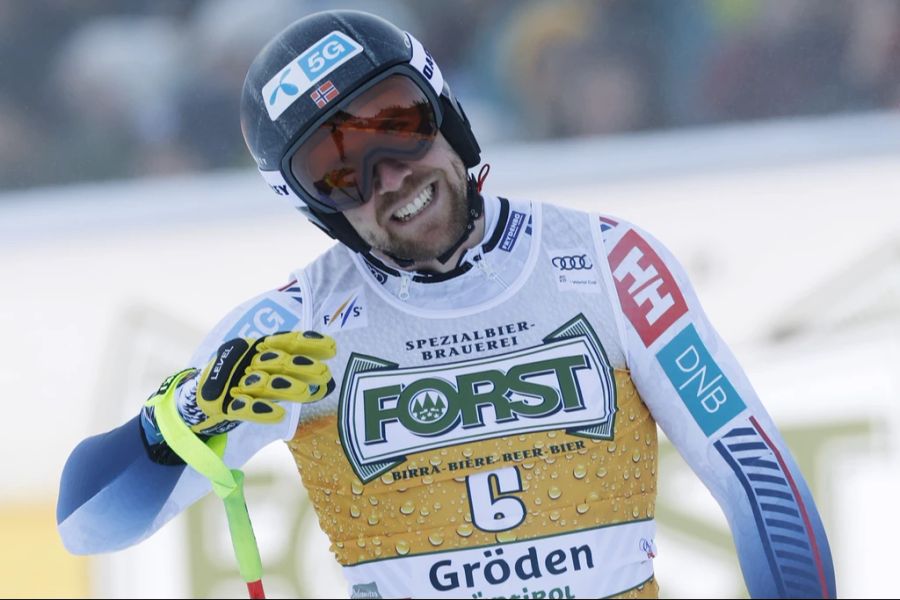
[473,248,508,288]
[398,273,412,300]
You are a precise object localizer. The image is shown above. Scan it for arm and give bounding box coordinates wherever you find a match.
[57,287,314,554]
[593,216,836,599]
[56,415,186,553]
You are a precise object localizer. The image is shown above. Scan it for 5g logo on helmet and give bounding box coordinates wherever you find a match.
[262,30,363,120]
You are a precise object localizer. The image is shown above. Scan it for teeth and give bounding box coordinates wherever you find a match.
[393,184,434,221]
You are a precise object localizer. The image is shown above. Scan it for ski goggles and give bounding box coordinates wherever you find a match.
[286,69,442,212]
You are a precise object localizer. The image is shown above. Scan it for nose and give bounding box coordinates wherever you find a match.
[372,158,412,196]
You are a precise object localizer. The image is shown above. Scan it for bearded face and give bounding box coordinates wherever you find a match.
[342,133,469,263]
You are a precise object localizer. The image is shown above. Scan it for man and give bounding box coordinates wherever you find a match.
[57,10,836,599]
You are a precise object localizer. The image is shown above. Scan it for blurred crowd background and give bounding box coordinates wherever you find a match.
[3,0,900,191]
[4,3,900,598]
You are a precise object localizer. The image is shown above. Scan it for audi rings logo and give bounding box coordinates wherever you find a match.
[552,255,594,270]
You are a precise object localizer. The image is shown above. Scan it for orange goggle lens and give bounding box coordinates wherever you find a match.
[290,75,439,211]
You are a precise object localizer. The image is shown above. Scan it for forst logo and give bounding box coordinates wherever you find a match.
[339,315,619,482]
[323,302,362,326]
[410,390,448,423]
[362,353,589,443]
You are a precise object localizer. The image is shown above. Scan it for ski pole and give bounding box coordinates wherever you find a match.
[149,371,266,599]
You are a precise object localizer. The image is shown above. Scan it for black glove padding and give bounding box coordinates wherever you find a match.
[194,330,336,433]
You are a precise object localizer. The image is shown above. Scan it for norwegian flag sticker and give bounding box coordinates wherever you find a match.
[310,80,339,108]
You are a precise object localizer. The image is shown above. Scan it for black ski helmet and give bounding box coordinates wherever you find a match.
[240,10,481,254]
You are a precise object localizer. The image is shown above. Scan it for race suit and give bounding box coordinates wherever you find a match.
[57,196,836,599]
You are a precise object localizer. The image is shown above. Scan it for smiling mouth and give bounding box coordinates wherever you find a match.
[390,182,436,222]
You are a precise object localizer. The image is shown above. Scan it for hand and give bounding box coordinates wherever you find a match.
[193,331,336,433]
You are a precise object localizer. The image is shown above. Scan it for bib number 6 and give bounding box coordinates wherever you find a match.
[466,467,526,532]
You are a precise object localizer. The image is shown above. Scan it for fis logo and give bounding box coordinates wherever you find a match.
[609,229,688,347]
[262,30,363,120]
[322,289,367,331]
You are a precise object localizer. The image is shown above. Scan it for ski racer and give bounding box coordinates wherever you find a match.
[57,10,836,599]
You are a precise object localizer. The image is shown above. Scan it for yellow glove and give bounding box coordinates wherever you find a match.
[193,331,336,433]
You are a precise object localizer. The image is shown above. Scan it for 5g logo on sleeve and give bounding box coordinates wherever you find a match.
[225,298,300,340]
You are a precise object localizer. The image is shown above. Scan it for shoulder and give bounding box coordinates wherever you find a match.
[585,212,675,262]
[537,202,627,237]
[187,246,354,364]
[188,277,308,366]
[298,242,359,287]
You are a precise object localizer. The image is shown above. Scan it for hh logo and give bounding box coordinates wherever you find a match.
[322,289,367,331]
[609,229,688,347]
[339,315,617,482]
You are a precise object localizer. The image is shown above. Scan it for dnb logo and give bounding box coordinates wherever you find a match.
[224,298,299,340]
[338,315,618,482]
[609,229,688,347]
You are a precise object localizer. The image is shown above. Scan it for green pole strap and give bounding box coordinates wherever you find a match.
[148,371,264,585]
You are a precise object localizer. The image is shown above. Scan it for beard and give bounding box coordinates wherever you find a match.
[363,153,469,263]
